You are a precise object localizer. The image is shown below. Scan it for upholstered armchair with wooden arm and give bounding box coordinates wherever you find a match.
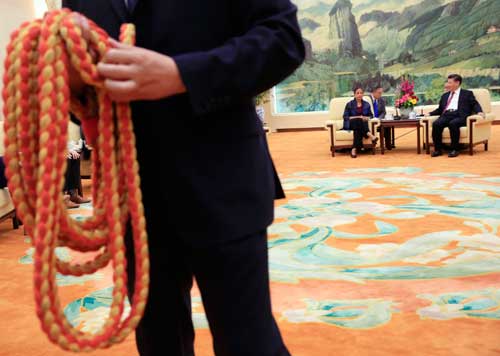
[325,97,380,157]
[421,88,495,155]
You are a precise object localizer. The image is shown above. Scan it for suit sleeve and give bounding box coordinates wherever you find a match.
[429,95,445,116]
[366,102,373,118]
[343,103,351,121]
[379,99,386,119]
[173,0,305,116]
[62,0,74,9]
[469,92,483,114]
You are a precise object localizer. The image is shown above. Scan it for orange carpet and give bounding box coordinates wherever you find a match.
[1,126,500,355]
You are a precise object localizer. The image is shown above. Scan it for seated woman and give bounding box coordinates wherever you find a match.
[343,87,378,158]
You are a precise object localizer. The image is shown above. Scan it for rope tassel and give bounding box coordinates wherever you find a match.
[2,9,149,351]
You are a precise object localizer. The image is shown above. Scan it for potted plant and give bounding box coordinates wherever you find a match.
[255,90,271,126]
[395,76,418,118]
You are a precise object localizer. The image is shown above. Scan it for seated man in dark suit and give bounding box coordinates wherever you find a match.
[430,74,484,158]
[369,85,393,150]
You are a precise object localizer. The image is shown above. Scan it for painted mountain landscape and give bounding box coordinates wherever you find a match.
[276,0,500,112]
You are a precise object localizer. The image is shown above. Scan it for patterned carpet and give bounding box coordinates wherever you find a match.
[1,127,500,355]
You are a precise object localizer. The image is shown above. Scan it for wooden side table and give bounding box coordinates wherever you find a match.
[379,119,427,155]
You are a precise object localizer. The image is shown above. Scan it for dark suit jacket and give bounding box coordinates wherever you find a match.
[63,0,305,246]
[430,89,482,120]
[342,100,373,130]
[368,95,386,119]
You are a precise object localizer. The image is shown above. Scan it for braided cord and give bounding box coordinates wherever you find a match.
[2,10,149,351]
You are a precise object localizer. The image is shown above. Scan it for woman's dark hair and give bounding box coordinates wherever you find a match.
[448,74,462,84]
[353,86,364,94]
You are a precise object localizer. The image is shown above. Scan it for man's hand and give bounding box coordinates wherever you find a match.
[67,150,81,159]
[67,14,185,103]
[97,40,187,102]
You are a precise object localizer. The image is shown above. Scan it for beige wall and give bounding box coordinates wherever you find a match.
[0,0,36,120]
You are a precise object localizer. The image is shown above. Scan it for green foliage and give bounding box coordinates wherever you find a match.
[356,72,399,93]
[314,50,339,66]
[408,0,500,57]
[388,0,444,31]
[433,40,500,68]
[463,75,500,88]
[336,56,376,74]
[457,55,500,70]
[283,62,330,84]
[414,74,443,93]
[276,82,332,112]
[425,76,447,104]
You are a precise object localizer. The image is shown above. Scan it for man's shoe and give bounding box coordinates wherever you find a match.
[448,150,460,158]
[431,150,443,157]
[64,195,80,209]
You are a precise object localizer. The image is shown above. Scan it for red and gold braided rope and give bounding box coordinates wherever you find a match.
[2,9,149,352]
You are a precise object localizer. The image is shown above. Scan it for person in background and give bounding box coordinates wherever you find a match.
[430,74,484,158]
[369,85,393,150]
[343,87,378,158]
[0,156,6,189]
[64,138,91,209]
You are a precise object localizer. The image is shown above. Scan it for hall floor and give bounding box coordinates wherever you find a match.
[1,126,499,356]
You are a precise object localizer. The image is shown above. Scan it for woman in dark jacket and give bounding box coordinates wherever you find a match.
[343,87,378,158]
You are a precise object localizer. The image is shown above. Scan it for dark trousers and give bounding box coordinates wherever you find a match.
[125,224,289,356]
[64,158,81,192]
[377,127,393,149]
[0,157,6,189]
[350,119,370,149]
[432,111,466,151]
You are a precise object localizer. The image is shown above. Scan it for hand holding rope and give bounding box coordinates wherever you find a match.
[2,9,149,352]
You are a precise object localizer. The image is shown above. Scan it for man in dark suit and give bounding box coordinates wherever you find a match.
[369,85,393,150]
[430,74,484,158]
[63,0,305,355]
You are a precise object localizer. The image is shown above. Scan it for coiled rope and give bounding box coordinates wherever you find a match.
[2,9,149,352]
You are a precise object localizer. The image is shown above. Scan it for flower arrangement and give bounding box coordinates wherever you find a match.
[395,77,419,109]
